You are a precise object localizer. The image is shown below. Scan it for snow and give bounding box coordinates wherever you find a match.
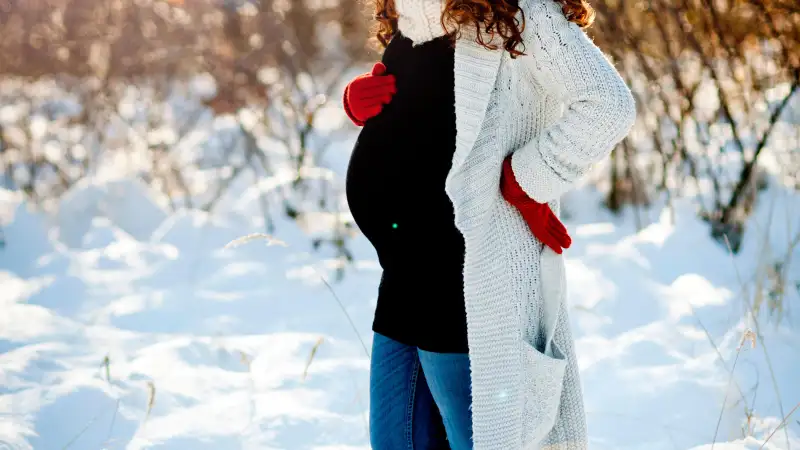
[2,140,800,449]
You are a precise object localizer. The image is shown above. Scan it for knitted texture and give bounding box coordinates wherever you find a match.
[501,156,572,255]
[394,1,636,449]
[342,84,363,126]
[342,63,396,126]
[394,0,446,44]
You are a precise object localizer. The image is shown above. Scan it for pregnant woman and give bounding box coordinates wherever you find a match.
[343,0,635,449]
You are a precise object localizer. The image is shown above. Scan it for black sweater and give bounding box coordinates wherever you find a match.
[345,33,468,353]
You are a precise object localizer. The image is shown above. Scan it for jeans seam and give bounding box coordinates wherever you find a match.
[406,356,421,450]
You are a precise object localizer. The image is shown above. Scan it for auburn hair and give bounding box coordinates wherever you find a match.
[372,0,595,57]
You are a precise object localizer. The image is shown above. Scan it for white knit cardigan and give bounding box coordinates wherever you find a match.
[393,1,636,449]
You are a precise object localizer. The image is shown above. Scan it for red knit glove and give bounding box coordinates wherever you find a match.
[500,156,572,254]
[342,62,396,126]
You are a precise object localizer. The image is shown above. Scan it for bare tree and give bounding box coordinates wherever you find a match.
[591,0,799,249]
[0,0,372,266]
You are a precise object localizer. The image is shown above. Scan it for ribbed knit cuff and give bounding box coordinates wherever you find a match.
[510,142,572,205]
[342,84,365,127]
[501,155,545,206]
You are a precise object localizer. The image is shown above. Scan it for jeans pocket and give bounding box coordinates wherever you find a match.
[521,340,567,449]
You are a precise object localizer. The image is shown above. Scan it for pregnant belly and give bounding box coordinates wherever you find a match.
[347,141,464,268]
[345,123,406,254]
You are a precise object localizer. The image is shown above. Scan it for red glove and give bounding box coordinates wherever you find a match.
[343,62,396,126]
[500,156,572,254]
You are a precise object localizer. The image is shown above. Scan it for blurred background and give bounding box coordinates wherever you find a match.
[0,1,799,449]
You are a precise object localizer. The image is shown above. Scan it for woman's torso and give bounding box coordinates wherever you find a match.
[345,33,469,353]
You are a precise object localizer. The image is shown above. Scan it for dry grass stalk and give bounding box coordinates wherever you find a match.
[224,233,288,249]
[723,233,791,448]
[144,381,156,424]
[712,328,757,449]
[303,337,325,380]
[759,402,800,450]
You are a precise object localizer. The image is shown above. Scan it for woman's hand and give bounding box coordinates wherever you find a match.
[343,62,397,126]
[500,156,572,254]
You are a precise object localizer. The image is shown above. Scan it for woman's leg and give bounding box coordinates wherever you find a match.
[417,350,473,450]
[370,333,449,450]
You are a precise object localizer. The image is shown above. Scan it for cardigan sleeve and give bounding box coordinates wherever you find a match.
[511,0,636,204]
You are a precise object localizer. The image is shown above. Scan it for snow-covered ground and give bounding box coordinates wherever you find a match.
[2,129,800,449]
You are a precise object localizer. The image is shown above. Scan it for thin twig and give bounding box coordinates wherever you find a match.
[723,234,791,449]
[104,399,121,446]
[313,266,371,359]
[222,234,369,359]
[62,411,103,450]
[711,343,746,449]
[687,304,747,401]
[723,82,800,224]
[759,402,800,450]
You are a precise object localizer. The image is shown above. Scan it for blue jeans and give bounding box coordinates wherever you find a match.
[370,333,473,450]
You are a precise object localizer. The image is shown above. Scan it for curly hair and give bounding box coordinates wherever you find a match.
[372,0,595,57]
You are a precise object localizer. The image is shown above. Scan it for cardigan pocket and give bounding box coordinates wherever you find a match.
[521,340,567,449]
